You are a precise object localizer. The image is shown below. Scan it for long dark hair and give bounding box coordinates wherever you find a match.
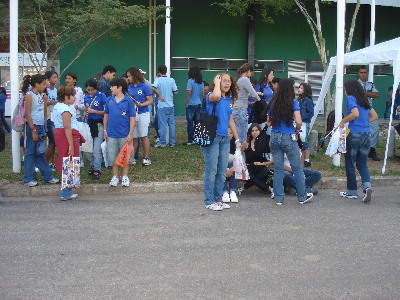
[257,68,274,86]
[344,78,370,109]
[209,73,238,102]
[237,63,254,79]
[126,67,145,84]
[298,82,312,100]
[246,123,262,143]
[269,78,296,127]
[188,66,202,84]
[21,74,46,94]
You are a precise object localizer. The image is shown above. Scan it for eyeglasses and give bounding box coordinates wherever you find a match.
[222,80,231,84]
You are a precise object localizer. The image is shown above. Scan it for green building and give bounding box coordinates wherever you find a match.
[60,1,400,116]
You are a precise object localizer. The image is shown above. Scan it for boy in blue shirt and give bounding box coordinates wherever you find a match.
[152,65,178,147]
[103,78,136,187]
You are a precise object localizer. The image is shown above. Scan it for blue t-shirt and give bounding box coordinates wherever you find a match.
[256,83,274,103]
[153,76,178,108]
[0,93,7,110]
[84,91,107,120]
[104,95,136,138]
[127,82,152,114]
[53,102,79,131]
[269,99,300,134]
[205,92,232,137]
[346,95,371,133]
[186,79,204,106]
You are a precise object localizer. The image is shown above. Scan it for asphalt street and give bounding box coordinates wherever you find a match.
[1,187,399,300]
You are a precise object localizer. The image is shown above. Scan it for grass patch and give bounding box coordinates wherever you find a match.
[1,121,400,184]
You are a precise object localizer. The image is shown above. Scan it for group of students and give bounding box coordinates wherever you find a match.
[200,63,377,210]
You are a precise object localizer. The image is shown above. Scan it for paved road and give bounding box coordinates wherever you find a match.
[1,187,399,300]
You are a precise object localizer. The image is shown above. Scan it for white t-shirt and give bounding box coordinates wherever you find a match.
[53,102,79,131]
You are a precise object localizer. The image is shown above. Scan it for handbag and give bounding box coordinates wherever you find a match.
[61,156,81,189]
[115,141,134,167]
[194,102,218,147]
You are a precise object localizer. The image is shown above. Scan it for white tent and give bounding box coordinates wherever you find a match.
[310,37,400,174]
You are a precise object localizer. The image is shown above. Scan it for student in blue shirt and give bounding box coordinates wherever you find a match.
[84,78,107,180]
[97,65,116,97]
[339,79,378,203]
[267,78,310,205]
[185,66,204,145]
[153,64,178,147]
[104,78,136,187]
[256,68,275,103]
[127,67,153,166]
[201,73,240,211]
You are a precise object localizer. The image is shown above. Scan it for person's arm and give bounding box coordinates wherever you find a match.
[24,94,38,142]
[366,91,379,99]
[339,108,359,128]
[369,108,378,123]
[241,140,249,152]
[209,76,222,102]
[61,111,74,156]
[75,89,85,110]
[136,95,153,108]
[185,90,191,108]
[43,94,48,119]
[103,113,109,140]
[302,98,314,120]
[229,114,241,148]
[127,116,136,142]
[294,110,302,131]
[243,77,261,101]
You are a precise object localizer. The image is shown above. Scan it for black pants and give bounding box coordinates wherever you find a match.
[244,166,273,193]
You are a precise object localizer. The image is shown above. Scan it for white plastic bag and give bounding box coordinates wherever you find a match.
[299,123,307,142]
[233,149,250,180]
[325,126,347,157]
[101,140,109,168]
[78,121,93,153]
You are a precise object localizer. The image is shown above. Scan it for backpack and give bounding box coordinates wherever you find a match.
[11,95,26,132]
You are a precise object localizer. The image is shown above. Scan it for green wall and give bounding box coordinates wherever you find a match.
[60,1,400,117]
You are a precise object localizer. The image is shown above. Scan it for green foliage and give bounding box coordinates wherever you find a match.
[214,0,294,23]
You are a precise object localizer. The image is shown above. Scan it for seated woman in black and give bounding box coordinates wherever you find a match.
[241,123,274,194]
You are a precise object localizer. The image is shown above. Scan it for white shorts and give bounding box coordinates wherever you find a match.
[133,112,150,138]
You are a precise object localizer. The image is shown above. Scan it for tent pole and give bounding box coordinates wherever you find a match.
[10,0,21,173]
[333,0,346,166]
[165,0,171,76]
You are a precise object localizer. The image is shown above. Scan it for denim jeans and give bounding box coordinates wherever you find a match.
[46,119,56,147]
[223,162,238,192]
[158,107,176,146]
[270,132,306,203]
[0,109,11,133]
[303,122,311,151]
[23,125,54,183]
[186,104,201,142]
[60,187,72,198]
[369,120,379,148]
[232,108,248,143]
[344,132,371,196]
[284,168,321,193]
[201,135,230,205]
[85,124,104,171]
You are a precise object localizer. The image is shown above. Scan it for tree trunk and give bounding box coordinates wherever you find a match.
[247,5,256,65]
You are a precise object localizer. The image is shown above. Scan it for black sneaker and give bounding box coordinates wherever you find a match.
[369,153,380,161]
[88,166,95,175]
[299,193,313,204]
[304,161,311,167]
[92,170,101,180]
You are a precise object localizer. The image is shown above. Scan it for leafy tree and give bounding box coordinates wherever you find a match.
[0,0,163,76]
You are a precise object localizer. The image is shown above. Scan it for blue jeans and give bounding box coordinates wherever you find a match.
[46,119,56,148]
[284,168,321,193]
[60,188,72,198]
[186,104,201,142]
[201,135,230,205]
[85,124,104,171]
[303,122,311,151]
[223,162,238,192]
[23,125,54,183]
[0,109,11,133]
[270,132,306,203]
[158,107,176,146]
[344,132,371,196]
[232,108,248,143]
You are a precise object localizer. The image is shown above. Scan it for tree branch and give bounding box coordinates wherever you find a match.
[346,0,361,53]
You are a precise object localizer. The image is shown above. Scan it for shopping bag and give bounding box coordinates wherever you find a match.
[194,103,218,147]
[101,140,109,168]
[78,120,93,153]
[61,156,81,190]
[233,149,250,180]
[325,126,348,157]
[114,141,134,167]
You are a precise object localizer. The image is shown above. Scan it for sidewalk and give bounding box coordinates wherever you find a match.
[1,175,399,199]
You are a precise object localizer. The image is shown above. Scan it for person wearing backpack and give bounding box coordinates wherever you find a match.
[22,74,59,187]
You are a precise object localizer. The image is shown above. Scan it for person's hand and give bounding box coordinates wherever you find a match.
[158,96,165,102]
[235,139,241,148]
[126,135,132,143]
[214,75,222,86]
[241,140,248,149]
[248,101,255,106]
[338,120,345,128]
[68,145,74,156]
[32,131,38,142]
[104,130,108,141]
[226,168,234,178]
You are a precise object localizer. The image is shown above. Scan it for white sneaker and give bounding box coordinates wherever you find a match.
[230,190,238,203]
[205,203,223,211]
[109,176,119,187]
[217,202,230,209]
[142,158,151,166]
[46,178,59,184]
[121,176,130,187]
[24,180,38,187]
[130,159,136,165]
[222,191,230,203]
[363,188,372,203]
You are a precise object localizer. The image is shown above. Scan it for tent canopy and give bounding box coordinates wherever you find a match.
[311,37,400,174]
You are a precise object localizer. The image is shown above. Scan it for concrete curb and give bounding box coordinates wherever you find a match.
[1,176,399,199]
